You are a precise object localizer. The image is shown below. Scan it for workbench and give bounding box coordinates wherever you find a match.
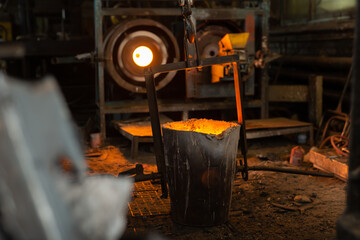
[113,117,313,159]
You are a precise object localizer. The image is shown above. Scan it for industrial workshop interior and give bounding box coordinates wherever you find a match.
[1,0,360,239]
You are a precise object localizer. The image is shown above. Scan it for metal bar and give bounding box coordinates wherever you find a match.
[134,173,162,182]
[261,66,269,118]
[145,53,250,194]
[192,8,263,20]
[336,63,353,112]
[150,55,241,74]
[103,99,262,114]
[100,7,262,19]
[245,12,256,95]
[237,166,334,178]
[94,0,106,140]
[145,69,168,199]
[261,0,270,118]
[233,62,243,124]
[101,7,181,16]
[233,62,248,180]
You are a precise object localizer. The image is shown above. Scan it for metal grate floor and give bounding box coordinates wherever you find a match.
[128,181,170,217]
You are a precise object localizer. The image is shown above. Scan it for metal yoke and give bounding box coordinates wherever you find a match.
[145,0,249,198]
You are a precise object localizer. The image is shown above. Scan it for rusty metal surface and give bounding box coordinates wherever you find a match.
[128,181,170,217]
[162,121,240,226]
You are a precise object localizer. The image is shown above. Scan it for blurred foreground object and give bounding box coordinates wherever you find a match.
[337,1,360,238]
[0,73,132,240]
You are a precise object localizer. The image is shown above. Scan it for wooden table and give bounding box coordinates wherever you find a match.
[246,118,314,145]
[113,115,173,159]
[113,117,313,159]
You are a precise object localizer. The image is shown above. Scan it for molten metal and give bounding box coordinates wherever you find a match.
[163,118,238,135]
[132,46,153,67]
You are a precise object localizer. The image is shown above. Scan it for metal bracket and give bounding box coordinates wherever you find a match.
[179,0,200,67]
[144,54,249,198]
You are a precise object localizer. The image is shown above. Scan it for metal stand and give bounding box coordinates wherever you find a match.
[145,55,249,197]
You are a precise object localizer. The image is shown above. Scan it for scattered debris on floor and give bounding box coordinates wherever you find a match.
[85,138,346,240]
[85,146,158,177]
[309,147,348,181]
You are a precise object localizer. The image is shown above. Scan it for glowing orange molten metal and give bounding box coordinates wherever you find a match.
[163,119,238,135]
[132,46,153,67]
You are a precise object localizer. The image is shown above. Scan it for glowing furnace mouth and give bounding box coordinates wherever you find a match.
[132,46,153,67]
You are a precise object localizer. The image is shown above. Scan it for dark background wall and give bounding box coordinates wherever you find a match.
[269,0,354,117]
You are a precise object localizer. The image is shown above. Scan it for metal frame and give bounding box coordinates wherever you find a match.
[94,0,270,140]
[144,54,249,198]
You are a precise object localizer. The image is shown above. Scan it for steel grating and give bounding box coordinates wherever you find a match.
[128,181,170,217]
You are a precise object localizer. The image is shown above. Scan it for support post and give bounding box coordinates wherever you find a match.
[261,0,270,118]
[308,75,323,125]
[145,69,168,198]
[261,66,269,118]
[233,62,248,180]
[94,0,106,140]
